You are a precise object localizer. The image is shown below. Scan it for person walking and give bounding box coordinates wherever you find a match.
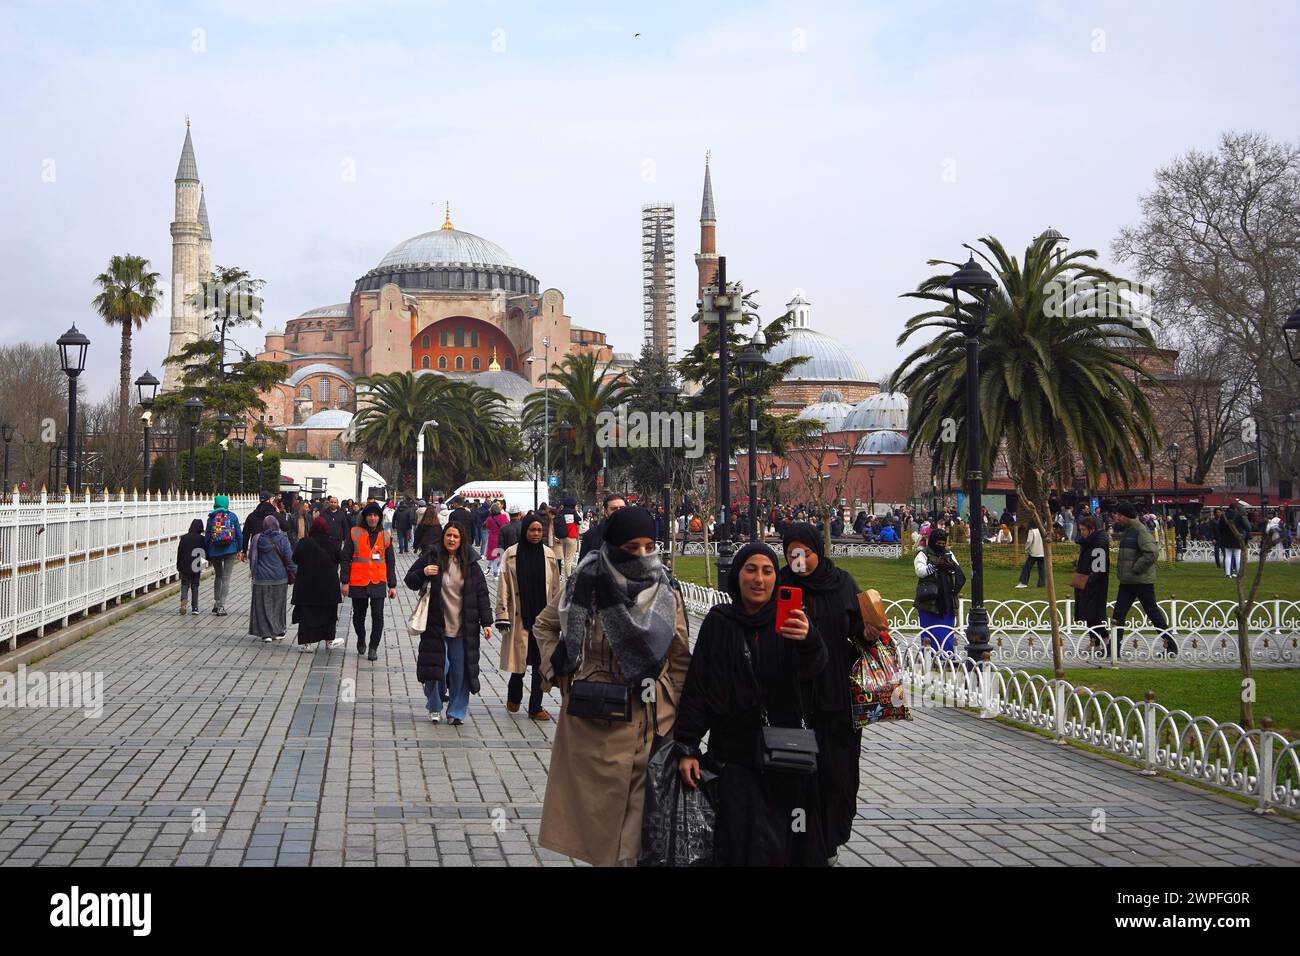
[1015,519,1046,588]
[176,518,206,615]
[393,497,414,555]
[1218,505,1245,578]
[554,496,582,575]
[495,514,561,720]
[413,499,442,553]
[406,521,491,726]
[203,494,243,616]
[497,506,524,556]
[913,526,964,655]
[483,500,510,577]
[675,541,829,866]
[319,496,349,547]
[532,506,691,866]
[341,501,396,661]
[248,514,297,643]
[778,523,879,864]
[241,492,276,559]
[579,494,627,561]
[1074,514,1111,661]
[291,515,345,652]
[1112,502,1177,656]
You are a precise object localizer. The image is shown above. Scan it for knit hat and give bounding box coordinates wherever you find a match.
[214,494,229,510]
[605,506,657,547]
[1117,502,1137,519]
[361,501,383,519]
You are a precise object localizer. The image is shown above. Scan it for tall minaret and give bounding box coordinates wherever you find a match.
[162,118,203,391]
[197,185,213,276]
[694,151,718,343]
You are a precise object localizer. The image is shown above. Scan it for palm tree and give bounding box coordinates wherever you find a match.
[521,352,630,500]
[92,254,161,433]
[351,372,516,493]
[890,234,1160,675]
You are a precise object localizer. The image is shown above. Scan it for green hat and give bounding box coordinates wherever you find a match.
[214,494,229,510]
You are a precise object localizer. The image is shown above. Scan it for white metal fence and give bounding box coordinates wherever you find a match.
[0,491,258,651]
[673,541,902,559]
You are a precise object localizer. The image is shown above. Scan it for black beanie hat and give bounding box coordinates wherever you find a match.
[1117,502,1137,519]
[605,505,657,547]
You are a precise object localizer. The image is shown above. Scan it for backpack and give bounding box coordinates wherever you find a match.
[210,511,235,547]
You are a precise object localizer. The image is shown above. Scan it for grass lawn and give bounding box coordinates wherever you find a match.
[1020,668,1300,742]
[670,549,1300,605]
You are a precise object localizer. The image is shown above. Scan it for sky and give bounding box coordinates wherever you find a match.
[3,0,1298,401]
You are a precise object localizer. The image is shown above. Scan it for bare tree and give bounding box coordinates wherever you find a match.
[0,343,74,491]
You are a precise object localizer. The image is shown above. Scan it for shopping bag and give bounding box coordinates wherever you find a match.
[850,642,912,728]
[407,585,431,635]
[638,738,717,867]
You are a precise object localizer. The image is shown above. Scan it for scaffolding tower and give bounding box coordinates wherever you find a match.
[642,202,676,358]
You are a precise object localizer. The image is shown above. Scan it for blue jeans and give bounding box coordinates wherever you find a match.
[423,637,470,720]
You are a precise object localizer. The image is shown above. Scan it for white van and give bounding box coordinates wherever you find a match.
[450,480,547,515]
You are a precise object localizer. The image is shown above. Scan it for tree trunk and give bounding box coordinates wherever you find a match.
[702,512,712,589]
[1021,493,1064,679]
[119,321,132,437]
[1234,526,1272,730]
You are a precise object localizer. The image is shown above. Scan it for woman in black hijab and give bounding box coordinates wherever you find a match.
[494,514,560,719]
[291,516,344,651]
[674,541,830,866]
[778,522,877,861]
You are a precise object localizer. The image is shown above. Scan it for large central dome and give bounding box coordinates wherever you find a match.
[375,228,518,271]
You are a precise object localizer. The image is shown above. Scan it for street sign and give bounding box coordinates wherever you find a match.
[548,475,559,488]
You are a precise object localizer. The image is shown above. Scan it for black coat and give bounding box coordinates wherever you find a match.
[292,533,343,608]
[393,505,414,532]
[319,507,350,544]
[177,525,206,576]
[1073,529,1110,623]
[404,552,490,690]
[578,518,606,560]
[243,503,275,554]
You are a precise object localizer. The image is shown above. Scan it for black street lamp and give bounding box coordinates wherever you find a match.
[135,370,159,492]
[255,431,267,490]
[1,422,13,495]
[945,253,997,662]
[868,466,876,516]
[556,420,575,498]
[215,413,234,493]
[1167,441,1182,559]
[656,381,681,565]
[737,332,768,541]
[56,324,90,496]
[234,419,248,493]
[183,398,203,492]
[1283,306,1300,368]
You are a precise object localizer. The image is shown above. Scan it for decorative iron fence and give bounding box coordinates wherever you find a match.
[0,491,258,651]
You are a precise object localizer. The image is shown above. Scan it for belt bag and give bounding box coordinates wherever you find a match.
[567,679,633,722]
[758,725,819,774]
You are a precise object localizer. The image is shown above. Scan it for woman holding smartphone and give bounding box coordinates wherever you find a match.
[778,522,878,864]
[914,526,964,655]
[404,521,492,725]
[675,541,830,866]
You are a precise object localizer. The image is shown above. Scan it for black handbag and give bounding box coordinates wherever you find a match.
[740,639,819,774]
[566,676,633,722]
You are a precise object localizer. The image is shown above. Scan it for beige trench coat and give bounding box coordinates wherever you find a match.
[493,543,561,673]
[532,589,691,867]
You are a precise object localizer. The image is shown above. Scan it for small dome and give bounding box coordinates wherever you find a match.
[817,388,846,404]
[297,303,351,320]
[417,368,539,409]
[765,328,871,383]
[855,430,909,455]
[843,392,909,432]
[299,409,354,429]
[797,400,855,433]
[286,363,354,387]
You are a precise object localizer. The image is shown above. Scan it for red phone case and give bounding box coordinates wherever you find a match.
[776,586,802,632]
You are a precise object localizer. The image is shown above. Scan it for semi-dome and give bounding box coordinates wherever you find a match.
[286,363,354,387]
[855,430,909,455]
[299,409,354,429]
[843,392,909,432]
[765,327,871,383]
[417,368,539,404]
[797,399,855,433]
[297,303,351,319]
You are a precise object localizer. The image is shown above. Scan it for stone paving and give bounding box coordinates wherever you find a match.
[0,554,1297,867]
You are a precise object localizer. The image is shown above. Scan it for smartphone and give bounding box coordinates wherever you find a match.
[776,586,803,633]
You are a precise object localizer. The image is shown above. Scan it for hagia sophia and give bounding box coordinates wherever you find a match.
[161,121,1231,514]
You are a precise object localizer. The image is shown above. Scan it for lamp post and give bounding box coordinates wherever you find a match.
[215,413,233,493]
[737,331,768,541]
[234,419,247,493]
[183,398,203,492]
[255,431,266,490]
[134,371,159,493]
[656,381,681,565]
[556,420,574,498]
[56,325,90,496]
[1,423,13,495]
[868,466,876,516]
[415,418,439,500]
[1283,306,1300,369]
[527,336,552,493]
[945,253,997,662]
[1167,441,1181,560]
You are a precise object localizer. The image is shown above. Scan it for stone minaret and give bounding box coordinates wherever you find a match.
[163,119,203,391]
[694,152,718,343]
[197,185,212,276]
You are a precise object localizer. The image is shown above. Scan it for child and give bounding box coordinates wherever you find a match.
[177,518,206,615]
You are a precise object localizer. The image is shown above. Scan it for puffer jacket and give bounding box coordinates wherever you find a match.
[1114,519,1159,585]
[249,529,297,582]
[404,548,490,689]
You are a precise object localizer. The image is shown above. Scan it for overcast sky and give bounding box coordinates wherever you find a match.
[3,0,1298,400]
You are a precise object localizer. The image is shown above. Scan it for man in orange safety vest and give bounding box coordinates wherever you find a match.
[341,501,397,660]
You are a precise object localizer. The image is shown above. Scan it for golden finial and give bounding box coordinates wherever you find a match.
[488,348,500,371]
[441,201,454,230]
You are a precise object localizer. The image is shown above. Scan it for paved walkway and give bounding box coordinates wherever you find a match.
[0,555,1296,867]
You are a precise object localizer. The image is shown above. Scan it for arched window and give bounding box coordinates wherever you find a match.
[295,440,307,453]
[440,331,449,347]
[503,357,512,370]
[329,440,344,459]
[422,333,431,349]
[421,355,431,369]
[438,356,447,369]
[319,379,330,402]
[299,384,311,399]
[338,386,348,404]
[471,357,480,370]
[455,356,464,370]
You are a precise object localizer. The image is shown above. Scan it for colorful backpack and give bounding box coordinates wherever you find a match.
[210,511,236,547]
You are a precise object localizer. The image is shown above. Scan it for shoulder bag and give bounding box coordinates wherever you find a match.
[739,637,818,774]
[408,583,432,635]
[565,608,634,721]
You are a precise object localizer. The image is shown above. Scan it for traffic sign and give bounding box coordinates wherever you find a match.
[548,475,559,488]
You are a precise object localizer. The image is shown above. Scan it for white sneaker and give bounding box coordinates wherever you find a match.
[299,644,314,653]
[429,712,441,724]
[1014,583,1029,589]
[328,637,345,648]
[262,637,273,643]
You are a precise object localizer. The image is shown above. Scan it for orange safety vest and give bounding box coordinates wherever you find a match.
[349,527,392,587]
